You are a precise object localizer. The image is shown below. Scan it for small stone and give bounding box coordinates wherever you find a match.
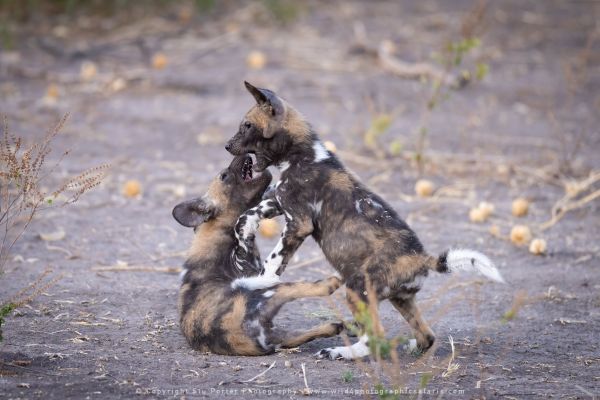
[80,61,98,81]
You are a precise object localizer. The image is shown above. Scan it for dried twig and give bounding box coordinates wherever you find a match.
[540,171,600,230]
[91,265,181,274]
[300,363,310,394]
[378,41,458,86]
[286,256,324,271]
[240,361,276,383]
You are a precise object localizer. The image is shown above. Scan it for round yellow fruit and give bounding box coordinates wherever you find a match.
[258,218,279,238]
[323,140,337,153]
[123,180,142,198]
[415,179,434,198]
[511,198,529,217]
[152,53,168,70]
[469,207,486,223]
[80,61,98,81]
[46,83,60,99]
[510,225,531,246]
[529,238,547,255]
[489,224,501,237]
[246,51,267,70]
[478,201,495,219]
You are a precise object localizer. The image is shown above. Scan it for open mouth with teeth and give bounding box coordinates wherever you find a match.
[241,154,261,182]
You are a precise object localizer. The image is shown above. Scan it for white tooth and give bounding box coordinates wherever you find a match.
[250,154,257,164]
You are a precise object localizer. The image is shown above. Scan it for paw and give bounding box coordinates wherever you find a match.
[342,320,361,337]
[332,322,345,335]
[325,276,342,293]
[315,348,341,360]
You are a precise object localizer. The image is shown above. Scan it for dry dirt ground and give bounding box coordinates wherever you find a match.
[1,1,599,399]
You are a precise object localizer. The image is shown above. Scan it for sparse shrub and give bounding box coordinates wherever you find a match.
[341,370,354,383]
[0,114,108,340]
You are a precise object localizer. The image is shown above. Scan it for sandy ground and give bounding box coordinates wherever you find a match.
[1,1,599,398]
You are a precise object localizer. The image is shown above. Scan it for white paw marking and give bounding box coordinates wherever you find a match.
[316,335,370,360]
[231,274,281,290]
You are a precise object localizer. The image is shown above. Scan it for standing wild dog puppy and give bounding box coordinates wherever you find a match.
[225,82,505,360]
[172,155,343,356]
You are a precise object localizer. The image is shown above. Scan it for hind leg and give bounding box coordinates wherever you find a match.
[279,322,344,348]
[316,276,380,360]
[390,295,435,351]
[270,276,342,301]
[259,276,342,323]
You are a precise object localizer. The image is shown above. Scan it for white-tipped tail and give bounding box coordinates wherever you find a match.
[446,249,505,283]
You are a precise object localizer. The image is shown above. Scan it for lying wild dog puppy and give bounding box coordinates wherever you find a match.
[172,155,343,355]
[225,82,505,360]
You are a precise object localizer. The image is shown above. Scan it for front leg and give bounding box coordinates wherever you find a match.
[262,215,313,277]
[232,199,282,273]
[231,215,314,290]
[235,198,282,250]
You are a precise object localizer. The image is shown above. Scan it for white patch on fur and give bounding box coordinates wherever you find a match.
[257,326,268,349]
[407,338,417,352]
[231,274,281,290]
[310,200,323,215]
[318,334,370,360]
[179,268,188,283]
[403,274,424,290]
[446,248,505,283]
[278,161,290,173]
[235,199,276,252]
[312,141,330,162]
[263,226,286,276]
[263,290,275,298]
[355,200,362,214]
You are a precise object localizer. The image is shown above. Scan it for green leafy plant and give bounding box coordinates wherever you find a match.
[341,370,354,383]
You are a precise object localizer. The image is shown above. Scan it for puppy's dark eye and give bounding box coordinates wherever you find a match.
[220,172,228,181]
[244,122,252,130]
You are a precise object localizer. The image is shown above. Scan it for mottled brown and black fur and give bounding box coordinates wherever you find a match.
[226,82,503,360]
[173,155,343,356]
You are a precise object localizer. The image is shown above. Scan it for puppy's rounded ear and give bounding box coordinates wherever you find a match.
[244,81,285,138]
[172,198,216,228]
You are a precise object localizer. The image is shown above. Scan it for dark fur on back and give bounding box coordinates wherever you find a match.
[226,83,443,355]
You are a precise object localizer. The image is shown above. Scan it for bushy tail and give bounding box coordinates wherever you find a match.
[429,248,505,283]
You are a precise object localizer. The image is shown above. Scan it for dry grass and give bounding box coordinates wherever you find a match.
[0,115,108,340]
[0,114,108,272]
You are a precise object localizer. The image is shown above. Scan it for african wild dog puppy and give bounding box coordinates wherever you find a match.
[172,155,343,356]
[225,82,505,360]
